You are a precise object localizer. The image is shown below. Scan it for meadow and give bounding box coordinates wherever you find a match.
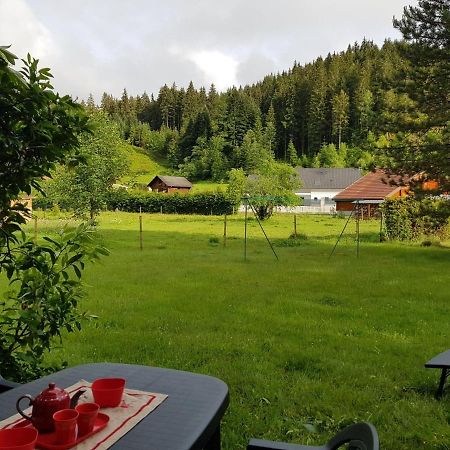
[30,212,450,449]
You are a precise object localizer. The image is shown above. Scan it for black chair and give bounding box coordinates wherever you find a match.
[247,422,379,450]
[0,374,21,393]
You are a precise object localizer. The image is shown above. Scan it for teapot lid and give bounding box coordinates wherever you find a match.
[37,383,68,400]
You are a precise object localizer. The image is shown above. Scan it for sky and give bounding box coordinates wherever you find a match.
[0,0,417,102]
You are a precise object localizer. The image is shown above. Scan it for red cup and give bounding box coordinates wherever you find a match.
[0,427,38,450]
[91,378,125,407]
[53,409,79,444]
[75,402,99,436]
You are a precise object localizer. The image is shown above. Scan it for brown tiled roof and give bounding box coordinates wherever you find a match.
[333,169,407,201]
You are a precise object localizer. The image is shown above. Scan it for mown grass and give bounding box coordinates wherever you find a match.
[28,212,450,449]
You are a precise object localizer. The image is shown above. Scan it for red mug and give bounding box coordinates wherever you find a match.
[53,409,79,444]
[0,427,38,450]
[75,402,99,436]
[91,378,125,407]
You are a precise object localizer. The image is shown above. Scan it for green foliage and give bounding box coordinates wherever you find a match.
[331,90,349,148]
[0,224,108,381]
[106,190,236,215]
[286,140,299,167]
[0,47,107,381]
[0,46,89,212]
[49,111,129,220]
[381,198,419,241]
[226,168,247,206]
[393,0,450,126]
[381,197,450,240]
[312,143,346,168]
[97,32,448,176]
[179,136,227,181]
[389,0,450,192]
[229,160,300,220]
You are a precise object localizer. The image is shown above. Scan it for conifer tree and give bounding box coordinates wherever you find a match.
[307,59,327,154]
[263,103,277,158]
[331,90,349,149]
[287,140,298,166]
[391,0,450,191]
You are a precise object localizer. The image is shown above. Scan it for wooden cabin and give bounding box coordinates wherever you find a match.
[333,169,438,218]
[148,176,192,193]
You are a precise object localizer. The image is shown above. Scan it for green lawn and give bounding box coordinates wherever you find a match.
[30,212,450,449]
[119,143,167,185]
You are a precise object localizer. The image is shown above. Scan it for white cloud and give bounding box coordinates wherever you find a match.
[187,50,238,91]
[1,0,418,100]
[0,0,57,60]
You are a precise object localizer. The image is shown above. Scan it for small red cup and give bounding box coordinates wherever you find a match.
[75,402,99,436]
[0,427,38,450]
[91,378,125,407]
[53,409,79,444]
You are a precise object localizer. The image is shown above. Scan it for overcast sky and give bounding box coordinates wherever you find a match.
[1,0,417,102]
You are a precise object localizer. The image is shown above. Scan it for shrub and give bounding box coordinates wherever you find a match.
[381,197,450,241]
[105,190,236,215]
[0,224,108,381]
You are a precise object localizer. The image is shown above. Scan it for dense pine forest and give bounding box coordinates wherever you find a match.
[91,36,447,184]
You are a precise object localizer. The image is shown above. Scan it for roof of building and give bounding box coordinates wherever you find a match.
[148,175,192,188]
[295,168,362,190]
[333,169,408,201]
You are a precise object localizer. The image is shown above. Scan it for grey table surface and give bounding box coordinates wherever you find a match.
[0,363,229,450]
[425,349,450,368]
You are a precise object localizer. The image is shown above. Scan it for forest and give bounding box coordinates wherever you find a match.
[90,36,447,185]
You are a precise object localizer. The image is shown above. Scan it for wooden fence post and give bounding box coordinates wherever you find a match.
[139,207,143,250]
[223,215,227,247]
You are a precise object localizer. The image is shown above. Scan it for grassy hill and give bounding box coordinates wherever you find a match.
[119,143,168,186]
[119,143,227,192]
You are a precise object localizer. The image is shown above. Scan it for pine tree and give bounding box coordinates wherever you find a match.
[393,0,449,126]
[263,103,277,158]
[331,90,349,149]
[287,140,298,166]
[307,59,327,154]
[182,81,200,130]
[86,93,96,111]
[390,0,450,191]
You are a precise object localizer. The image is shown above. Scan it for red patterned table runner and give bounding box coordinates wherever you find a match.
[0,380,168,449]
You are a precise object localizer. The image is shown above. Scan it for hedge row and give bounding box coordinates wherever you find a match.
[105,190,237,215]
[381,197,450,240]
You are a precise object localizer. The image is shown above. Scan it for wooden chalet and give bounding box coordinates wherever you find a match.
[333,169,438,218]
[148,176,192,193]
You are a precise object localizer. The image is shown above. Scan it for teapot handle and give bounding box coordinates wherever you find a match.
[16,395,33,421]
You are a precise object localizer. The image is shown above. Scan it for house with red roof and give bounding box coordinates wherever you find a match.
[333,169,439,217]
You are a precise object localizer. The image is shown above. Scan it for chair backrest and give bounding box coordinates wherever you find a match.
[0,374,21,393]
[327,423,379,450]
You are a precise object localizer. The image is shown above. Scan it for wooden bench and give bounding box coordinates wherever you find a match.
[425,349,450,399]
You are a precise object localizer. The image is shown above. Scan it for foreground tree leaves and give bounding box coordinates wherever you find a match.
[0,47,107,381]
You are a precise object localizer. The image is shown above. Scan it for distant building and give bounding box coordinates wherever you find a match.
[148,176,192,193]
[333,169,438,217]
[295,168,362,207]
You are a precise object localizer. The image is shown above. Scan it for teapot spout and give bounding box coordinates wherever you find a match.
[70,390,86,409]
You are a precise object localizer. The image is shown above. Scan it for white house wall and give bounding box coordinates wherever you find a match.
[296,189,342,200]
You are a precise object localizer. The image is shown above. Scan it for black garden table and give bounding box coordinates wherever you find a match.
[0,363,229,450]
[425,349,450,399]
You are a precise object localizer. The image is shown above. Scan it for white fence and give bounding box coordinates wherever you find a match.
[275,205,335,214]
[238,204,335,214]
